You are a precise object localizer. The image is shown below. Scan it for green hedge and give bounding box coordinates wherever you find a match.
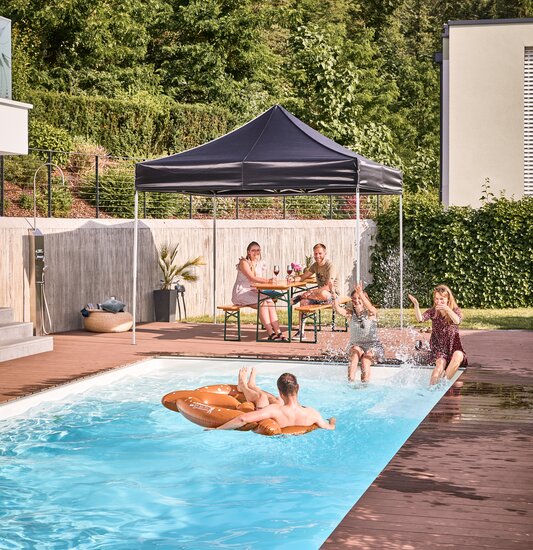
[367,193,533,308]
[24,91,232,157]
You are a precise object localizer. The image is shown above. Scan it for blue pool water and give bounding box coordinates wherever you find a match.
[0,358,459,549]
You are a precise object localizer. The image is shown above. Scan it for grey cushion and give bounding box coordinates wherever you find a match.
[100,298,126,313]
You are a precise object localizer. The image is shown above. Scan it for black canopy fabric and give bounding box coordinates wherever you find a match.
[135,105,402,196]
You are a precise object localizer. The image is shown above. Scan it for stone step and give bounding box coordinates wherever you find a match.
[0,322,33,342]
[0,336,54,363]
[0,307,13,324]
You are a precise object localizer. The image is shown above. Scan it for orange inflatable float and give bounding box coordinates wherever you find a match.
[162,384,318,436]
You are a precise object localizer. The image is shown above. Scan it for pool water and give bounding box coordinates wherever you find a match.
[0,358,460,549]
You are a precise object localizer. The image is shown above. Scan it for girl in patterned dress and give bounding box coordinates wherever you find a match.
[408,285,467,385]
[332,283,384,383]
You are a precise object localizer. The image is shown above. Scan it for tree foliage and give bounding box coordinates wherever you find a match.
[3,0,533,179]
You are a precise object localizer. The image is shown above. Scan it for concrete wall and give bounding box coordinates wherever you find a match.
[0,217,376,332]
[443,20,533,206]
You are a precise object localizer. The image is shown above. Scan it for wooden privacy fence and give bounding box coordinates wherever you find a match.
[0,218,376,332]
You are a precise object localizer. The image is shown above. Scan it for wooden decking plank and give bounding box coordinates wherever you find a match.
[346,503,532,524]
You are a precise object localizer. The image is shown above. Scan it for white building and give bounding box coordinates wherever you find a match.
[0,16,32,156]
[441,18,533,206]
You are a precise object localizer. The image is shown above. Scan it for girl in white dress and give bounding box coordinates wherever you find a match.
[332,282,384,382]
[232,241,286,340]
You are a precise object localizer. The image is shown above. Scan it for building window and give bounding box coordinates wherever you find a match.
[525,48,533,196]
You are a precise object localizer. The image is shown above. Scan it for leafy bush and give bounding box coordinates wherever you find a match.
[81,163,135,218]
[285,196,331,219]
[367,192,533,308]
[144,192,188,219]
[4,154,48,188]
[68,137,108,175]
[35,184,73,218]
[28,119,73,165]
[18,193,33,210]
[25,90,232,158]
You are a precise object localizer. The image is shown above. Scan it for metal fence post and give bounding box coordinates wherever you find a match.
[95,155,100,218]
[329,195,333,219]
[189,195,193,219]
[47,150,52,217]
[236,197,239,219]
[0,156,4,216]
[283,196,286,219]
[143,192,147,218]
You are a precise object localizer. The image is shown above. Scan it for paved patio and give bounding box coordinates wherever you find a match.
[0,323,531,549]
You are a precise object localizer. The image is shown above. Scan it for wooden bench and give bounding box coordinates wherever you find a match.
[294,297,350,343]
[217,305,243,341]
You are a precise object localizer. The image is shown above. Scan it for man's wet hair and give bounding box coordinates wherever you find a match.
[277,373,299,396]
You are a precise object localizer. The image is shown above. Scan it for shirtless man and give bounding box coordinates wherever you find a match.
[216,372,336,431]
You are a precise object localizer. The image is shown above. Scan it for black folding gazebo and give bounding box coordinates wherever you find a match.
[133,105,403,341]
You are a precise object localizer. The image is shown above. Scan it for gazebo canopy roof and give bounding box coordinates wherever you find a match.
[135,105,402,196]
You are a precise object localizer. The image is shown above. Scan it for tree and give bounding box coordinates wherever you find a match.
[151,0,283,118]
[285,23,399,147]
[1,0,164,97]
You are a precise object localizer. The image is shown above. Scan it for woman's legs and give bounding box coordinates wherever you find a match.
[360,351,374,383]
[444,351,464,380]
[430,357,447,385]
[348,346,363,381]
[259,299,285,337]
[255,299,276,335]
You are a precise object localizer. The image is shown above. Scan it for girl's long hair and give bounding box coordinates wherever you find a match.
[433,284,458,323]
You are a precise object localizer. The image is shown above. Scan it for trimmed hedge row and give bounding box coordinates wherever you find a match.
[367,193,533,308]
[25,91,233,157]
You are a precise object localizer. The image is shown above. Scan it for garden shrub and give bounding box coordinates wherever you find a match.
[82,163,135,218]
[4,154,48,188]
[18,193,34,210]
[28,119,73,165]
[35,183,73,218]
[68,137,108,175]
[25,90,232,158]
[367,192,533,308]
[144,192,189,219]
[285,196,331,218]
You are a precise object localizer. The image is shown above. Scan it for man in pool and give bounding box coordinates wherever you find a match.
[216,372,336,431]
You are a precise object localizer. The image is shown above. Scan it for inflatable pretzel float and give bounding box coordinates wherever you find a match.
[162,384,318,436]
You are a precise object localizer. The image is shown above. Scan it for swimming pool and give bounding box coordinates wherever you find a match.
[0,358,461,549]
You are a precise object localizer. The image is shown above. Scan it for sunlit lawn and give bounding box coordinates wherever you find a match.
[188,308,533,330]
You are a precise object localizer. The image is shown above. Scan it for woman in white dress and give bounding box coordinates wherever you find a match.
[232,241,286,340]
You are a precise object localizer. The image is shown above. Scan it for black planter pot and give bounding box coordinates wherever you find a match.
[153,289,177,322]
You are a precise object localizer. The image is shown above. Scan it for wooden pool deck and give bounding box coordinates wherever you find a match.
[0,324,531,549]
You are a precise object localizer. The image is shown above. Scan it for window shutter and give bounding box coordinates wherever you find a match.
[524,48,533,196]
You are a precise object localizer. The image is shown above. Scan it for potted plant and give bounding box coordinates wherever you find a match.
[153,243,206,322]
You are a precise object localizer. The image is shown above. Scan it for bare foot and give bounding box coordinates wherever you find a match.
[237,367,248,392]
[248,367,257,389]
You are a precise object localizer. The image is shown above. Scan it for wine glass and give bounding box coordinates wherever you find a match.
[286,264,293,281]
[273,265,280,281]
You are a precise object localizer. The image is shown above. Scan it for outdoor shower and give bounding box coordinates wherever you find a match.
[28,162,65,336]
